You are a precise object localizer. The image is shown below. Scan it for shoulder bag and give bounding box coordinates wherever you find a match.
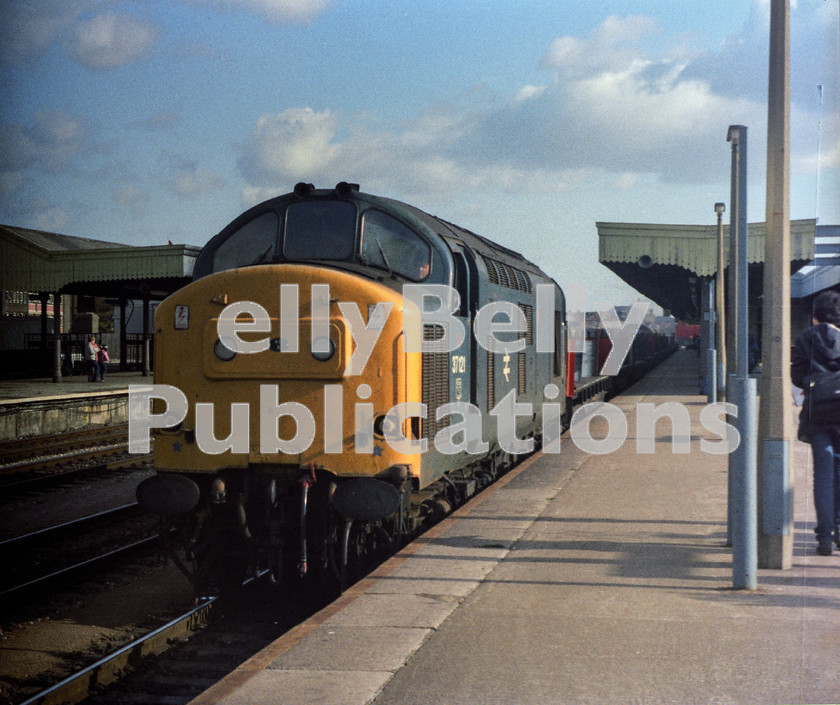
[806,370,840,425]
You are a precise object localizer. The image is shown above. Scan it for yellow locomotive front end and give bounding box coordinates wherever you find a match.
[152,263,421,481]
[138,263,422,590]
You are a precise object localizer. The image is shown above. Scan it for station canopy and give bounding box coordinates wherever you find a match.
[0,224,201,300]
[598,219,816,321]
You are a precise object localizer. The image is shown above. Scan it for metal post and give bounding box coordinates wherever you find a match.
[119,297,128,372]
[726,124,757,588]
[731,375,757,589]
[142,295,151,377]
[715,203,727,400]
[52,293,62,383]
[706,279,717,403]
[757,0,793,569]
[725,131,742,383]
[727,126,749,379]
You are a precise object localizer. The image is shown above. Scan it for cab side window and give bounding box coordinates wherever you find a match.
[361,210,430,281]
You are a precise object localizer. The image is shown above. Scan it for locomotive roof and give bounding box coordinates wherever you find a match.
[199,184,557,287]
[339,187,555,283]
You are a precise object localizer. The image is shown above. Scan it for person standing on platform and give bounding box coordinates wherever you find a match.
[97,345,109,381]
[792,290,840,556]
[86,335,100,382]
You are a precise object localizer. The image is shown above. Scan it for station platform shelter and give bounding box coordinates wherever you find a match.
[598,219,839,392]
[0,224,199,379]
[185,348,839,705]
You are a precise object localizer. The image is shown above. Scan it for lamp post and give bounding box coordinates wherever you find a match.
[726,125,757,591]
[715,202,726,400]
[757,0,793,569]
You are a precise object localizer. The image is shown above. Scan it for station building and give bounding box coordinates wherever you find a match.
[0,224,199,379]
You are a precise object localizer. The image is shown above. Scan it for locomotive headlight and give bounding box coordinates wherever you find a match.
[373,414,398,439]
[311,336,335,362]
[214,337,237,361]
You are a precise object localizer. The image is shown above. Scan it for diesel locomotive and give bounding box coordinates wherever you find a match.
[136,182,569,592]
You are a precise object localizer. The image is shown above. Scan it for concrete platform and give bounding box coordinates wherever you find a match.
[0,371,151,440]
[0,370,152,401]
[188,349,839,705]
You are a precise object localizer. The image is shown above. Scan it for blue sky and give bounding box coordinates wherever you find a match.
[1,0,837,306]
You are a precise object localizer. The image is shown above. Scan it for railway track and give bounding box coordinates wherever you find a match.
[0,424,130,467]
[0,426,152,485]
[0,451,152,494]
[6,453,512,705]
[0,503,160,607]
[17,570,331,705]
[19,598,216,705]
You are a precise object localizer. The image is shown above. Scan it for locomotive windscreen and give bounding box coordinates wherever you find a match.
[212,211,278,272]
[284,200,356,261]
[201,195,434,281]
[361,209,430,281]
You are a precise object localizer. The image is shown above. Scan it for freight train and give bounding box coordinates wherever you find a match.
[136,182,667,594]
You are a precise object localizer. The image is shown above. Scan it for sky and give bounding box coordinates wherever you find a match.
[1,0,838,308]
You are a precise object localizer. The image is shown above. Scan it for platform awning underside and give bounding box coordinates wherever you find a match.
[598,219,816,321]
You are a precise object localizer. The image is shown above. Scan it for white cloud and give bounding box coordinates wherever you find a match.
[542,15,660,79]
[234,5,836,204]
[68,11,157,70]
[159,151,226,197]
[514,85,546,103]
[0,1,89,64]
[238,108,342,185]
[236,103,590,204]
[198,0,333,24]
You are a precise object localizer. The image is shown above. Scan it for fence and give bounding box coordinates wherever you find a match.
[19,333,154,376]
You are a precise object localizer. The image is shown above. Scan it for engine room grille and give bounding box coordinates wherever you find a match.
[518,351,526,395]
[481,255,532,293]
[422,324,449,440]
[519,304,533,345]
[487,350,495,411]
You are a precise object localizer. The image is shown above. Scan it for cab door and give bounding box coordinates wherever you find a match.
[448,243,478,409]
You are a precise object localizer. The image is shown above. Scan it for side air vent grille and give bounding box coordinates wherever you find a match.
[487,350,495,411]
[482,255,532,293]
[422,324,449,440]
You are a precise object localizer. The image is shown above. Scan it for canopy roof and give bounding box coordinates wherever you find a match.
[0,225,200,298]
[598,219,815,277]
[598,219,817,321]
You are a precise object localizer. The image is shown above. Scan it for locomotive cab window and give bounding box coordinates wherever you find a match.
[212,211,278,272]
[361,209,430,281]
[284,200,356,261]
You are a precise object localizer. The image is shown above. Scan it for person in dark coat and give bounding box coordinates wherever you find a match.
[791,290,840,555]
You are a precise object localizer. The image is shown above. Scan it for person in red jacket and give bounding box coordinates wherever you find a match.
[97,345,109,381]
